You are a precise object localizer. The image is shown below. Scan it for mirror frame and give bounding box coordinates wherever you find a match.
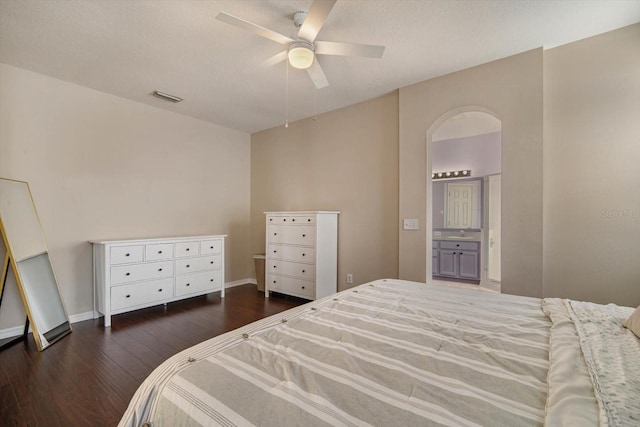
[433,177,483,230]
[0,178,71,351]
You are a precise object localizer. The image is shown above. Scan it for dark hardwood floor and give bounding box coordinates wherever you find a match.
[0,285,304,426]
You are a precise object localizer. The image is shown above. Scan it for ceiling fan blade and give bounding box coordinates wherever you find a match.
[306,60,329,89]
[297,0,337,42]
[262,51,288,67]
[315,41,385,58]
[216,12,293,45]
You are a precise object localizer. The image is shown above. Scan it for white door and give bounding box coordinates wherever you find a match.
[446,182,478,228]
[488,174,501,282]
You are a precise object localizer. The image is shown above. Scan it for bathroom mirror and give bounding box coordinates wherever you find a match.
[0,178,71,351]
[432,178,482,229]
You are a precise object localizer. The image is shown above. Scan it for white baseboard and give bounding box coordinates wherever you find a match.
[0,324,29,340]
[0,310,95,339]
[69,311,95,323]
[1,281,257,339]
[226,278,256,288]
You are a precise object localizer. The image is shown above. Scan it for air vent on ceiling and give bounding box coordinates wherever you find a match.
[152,90,183,103]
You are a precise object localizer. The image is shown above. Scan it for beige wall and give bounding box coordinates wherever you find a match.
[0,64,251,330]
[399,49,544,298]
[543,23,640,306]
[2,23,637,335]
[251,93,399,290]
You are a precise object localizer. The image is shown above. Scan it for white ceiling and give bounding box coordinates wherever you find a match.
[1,0,639,134]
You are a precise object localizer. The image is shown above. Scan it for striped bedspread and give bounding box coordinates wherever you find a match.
[120,279,554,426]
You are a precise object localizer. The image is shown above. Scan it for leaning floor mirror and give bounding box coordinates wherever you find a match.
[0,178,71,351]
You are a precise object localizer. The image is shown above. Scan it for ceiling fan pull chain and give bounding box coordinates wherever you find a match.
[313,85,318,121]
[285,61,289,128]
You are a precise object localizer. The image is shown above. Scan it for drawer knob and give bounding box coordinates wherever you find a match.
[283,218,287,221]
[269,218,273,222]
[210,261,214,264]
[273,265,277,268]
[273,250,277,253]
[210,246,214,249]
[158,250,163,254]
[453,252,456,255]
[292,218,295,222]
[158,288,163,292]
[301,286,305,289]
[126,294,131,298]
[125,253,130,257]
[158,268,163,271]
[186,248,190,251]
[302,253,306,256]
[186,283,190,287]
[274,233,277,236]
[456,244,460,247]
[210,279,214,282]
[186,265,190,268]
[126,272,130,276]
[307,219,311,222]
[302,270,305,273]
[273,280,276,284]
[302,234,306,237]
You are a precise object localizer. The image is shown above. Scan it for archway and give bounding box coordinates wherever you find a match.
[426,107,502,290]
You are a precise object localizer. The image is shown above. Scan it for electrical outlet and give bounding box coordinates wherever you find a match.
[346,273,353,284]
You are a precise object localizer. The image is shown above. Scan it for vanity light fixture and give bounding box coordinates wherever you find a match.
[152,90,183,103]
[432,170,471,180]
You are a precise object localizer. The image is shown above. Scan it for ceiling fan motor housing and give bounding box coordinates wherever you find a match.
[293,11,308,28]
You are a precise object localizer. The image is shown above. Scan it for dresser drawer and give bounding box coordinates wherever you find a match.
[267,215,316,225]
[175,270,223,297]
[110,260,174,285]
[110,278,173,311]
[268,244,315,263]
[110,245,144,265]
[290,215,315,225]
[175,255,222,275]
[268,274,314,299]
[145,243,174,261]
[268,225,315,245]
[268,260,315,280]
[200,239,223,255]
[175,241,199,258]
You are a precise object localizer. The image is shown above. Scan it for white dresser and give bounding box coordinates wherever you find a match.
[265,211,339,300]
[91,234,225,327]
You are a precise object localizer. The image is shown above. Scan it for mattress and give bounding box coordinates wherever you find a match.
[119,279,640,426]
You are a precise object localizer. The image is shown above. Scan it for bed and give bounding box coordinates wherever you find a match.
[119,279,640,426]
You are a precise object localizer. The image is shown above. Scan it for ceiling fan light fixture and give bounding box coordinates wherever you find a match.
[288,41,315,69]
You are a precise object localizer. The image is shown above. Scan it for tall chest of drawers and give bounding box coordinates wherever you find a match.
[91,235,225,327]
[265,211,339,300]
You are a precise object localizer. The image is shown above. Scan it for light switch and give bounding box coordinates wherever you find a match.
[403,219,419,230]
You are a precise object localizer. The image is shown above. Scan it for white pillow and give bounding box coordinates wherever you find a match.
[623,305,640,339]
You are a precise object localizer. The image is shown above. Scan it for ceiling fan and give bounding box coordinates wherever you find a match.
[216,0,385,89]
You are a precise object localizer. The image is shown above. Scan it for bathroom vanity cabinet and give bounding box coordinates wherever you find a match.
[433,240,480,281]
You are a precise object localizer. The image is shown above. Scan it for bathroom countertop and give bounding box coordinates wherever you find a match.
[433,231,481,241]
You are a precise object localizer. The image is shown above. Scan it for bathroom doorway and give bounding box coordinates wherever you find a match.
[426,109,502,292]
